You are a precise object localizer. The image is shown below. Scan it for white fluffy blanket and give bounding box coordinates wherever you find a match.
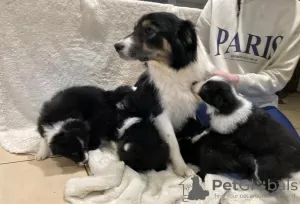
[1,0,300,203]
[65,146,300,204]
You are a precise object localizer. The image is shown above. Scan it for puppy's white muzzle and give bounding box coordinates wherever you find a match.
[114,36,134,60]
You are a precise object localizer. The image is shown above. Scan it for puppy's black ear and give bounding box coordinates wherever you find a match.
[49,136,66,155]
[108,85,134,104]
[172,20,197,69]
[177,20,197,49]
[214,95,224,110]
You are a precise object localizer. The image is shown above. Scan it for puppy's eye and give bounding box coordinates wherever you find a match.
[145,27,155,35]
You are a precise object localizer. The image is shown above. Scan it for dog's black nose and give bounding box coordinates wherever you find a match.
[114,43,124,52]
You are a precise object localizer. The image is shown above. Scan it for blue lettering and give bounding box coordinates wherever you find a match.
[225,33,241,53]
[215,27,229,56]
[215,27,284,61]
[268,36,284,59]
[261,36,273,59]
[244,34,261,56]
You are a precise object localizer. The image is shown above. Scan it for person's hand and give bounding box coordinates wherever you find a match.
[213,71,239,86]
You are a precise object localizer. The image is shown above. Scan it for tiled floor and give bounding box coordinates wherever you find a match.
[279,92,300,131]
[1,92,300,204]
[0,148,88,204]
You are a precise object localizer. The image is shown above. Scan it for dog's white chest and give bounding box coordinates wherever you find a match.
[161,86,198,129]
[148,63,203,129]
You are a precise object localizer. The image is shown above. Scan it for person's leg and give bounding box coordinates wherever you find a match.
[263,106,299,138]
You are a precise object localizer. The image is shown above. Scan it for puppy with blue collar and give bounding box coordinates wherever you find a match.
[180,76,300,192]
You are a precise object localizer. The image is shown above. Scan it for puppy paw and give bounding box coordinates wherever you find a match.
[184,168,196,177]
[35,150,49,161]
[35,138,50,161]
[174,165,195,177]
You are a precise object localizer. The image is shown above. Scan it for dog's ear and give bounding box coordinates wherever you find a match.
[214,95,224,110]
[49,136,67,155]
[177,20,197,48]
[108,85,134,104]
[172,20,197,68]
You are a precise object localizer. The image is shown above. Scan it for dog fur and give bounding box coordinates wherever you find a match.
[180,76,300,191]
[36,85,134,165]
[114,12,213,176]
[117,116,170,172]
[116,112,205,172]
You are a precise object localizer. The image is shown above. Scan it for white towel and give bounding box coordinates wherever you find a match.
[1,0,300,203]
[65,147,228,204]
[65,147,300,204]
[0,0,200,154]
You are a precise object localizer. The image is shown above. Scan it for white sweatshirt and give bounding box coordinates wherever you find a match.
[196,0,300,107]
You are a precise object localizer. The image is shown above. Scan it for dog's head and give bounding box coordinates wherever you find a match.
[108,85,136,105]
[192,76,241,115]
[114,12,197,69]
[49,120,90,165]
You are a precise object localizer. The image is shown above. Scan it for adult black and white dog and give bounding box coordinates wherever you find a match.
[114,12,213,176]
[181,76,300,191]
[36,85,134,165]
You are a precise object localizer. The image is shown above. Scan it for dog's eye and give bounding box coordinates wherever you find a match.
[145,27,155,35]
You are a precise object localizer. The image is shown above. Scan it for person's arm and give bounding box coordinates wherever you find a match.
[236,36,300,96]
[214,33,300,97]
[195,0,212,53]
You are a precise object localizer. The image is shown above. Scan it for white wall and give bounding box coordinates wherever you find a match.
[174,0,208,8]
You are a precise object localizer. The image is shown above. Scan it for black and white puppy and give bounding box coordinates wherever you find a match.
[114,12,213,176]
[117,117,170,172]
[187,76,300,191]
[116,113,205,172]
[36,85,134,165]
